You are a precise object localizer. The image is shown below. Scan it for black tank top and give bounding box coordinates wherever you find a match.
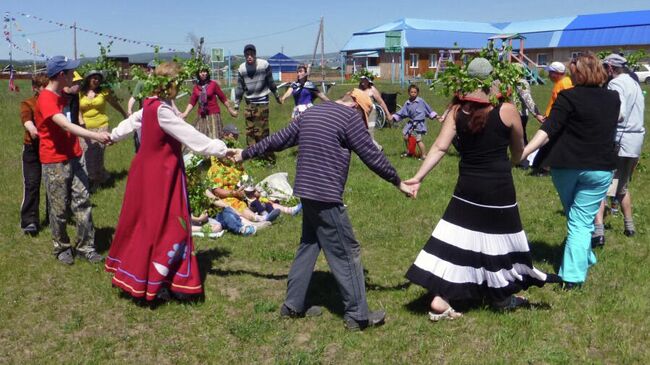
[455,104,512,174]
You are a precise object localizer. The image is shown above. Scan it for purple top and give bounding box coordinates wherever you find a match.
[292,81,317,106]
[242,101,401,204]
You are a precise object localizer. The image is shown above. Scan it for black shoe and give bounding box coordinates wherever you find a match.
[624,229,635,237]
[591,235,605,248]
[22,223,38,236]
[280,304,322,318]
[562,282,582,291]
[344,310,386,331]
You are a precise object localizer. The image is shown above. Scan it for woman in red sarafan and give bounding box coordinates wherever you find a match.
[105,62,229,301]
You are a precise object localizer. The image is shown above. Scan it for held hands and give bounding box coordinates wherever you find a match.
[398,181,417,198]
[228,108,238,118]
[402,178,422,199]
[535,114,546,123]
[95,131,113,145]
[226,148,243,163]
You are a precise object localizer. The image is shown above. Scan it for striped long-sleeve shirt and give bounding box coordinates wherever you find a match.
[234,59,278,106]
[242,101,401,204]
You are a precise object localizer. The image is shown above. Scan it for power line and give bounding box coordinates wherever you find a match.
[203,20,320,45]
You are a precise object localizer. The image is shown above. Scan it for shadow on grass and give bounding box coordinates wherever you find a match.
[529,239,564,273]
[95,226,115,253]
[404,292,553,315]
[95,169,129,191]
[197,246,232,283]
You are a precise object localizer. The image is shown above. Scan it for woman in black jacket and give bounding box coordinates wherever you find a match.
[522,53,620,289]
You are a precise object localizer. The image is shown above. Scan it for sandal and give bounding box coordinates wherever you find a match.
[428,307,462,322]
[493,295,529,310]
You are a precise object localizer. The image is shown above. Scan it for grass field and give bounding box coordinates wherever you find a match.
[0,78,649,364]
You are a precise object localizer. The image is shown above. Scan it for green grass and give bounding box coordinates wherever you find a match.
[1,79,649,364]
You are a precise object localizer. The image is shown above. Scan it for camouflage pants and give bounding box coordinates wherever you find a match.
[194,113,223,139]
[245,103,275,163]
[80,125,110,185]
[42,157,96,256]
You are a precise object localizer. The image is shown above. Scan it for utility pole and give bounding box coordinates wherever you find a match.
[73,21,77,60]
[320,17,325,83]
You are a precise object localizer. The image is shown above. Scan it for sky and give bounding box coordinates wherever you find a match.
[3,0,649,61]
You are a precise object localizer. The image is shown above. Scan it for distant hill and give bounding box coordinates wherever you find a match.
[1,51,342,71]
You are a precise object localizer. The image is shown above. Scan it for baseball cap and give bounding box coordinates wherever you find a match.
[46,55,80,78]
[223,124,240,136]
[546,61,566,74]
[467,57,493,80]
[243,44,256,54]
[350,88,372,125]
[602,53,627,68]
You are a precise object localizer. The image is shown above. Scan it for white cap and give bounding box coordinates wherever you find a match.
[546,61,566,74]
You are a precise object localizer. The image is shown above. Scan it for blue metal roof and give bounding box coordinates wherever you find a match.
[268,52,300,72]
[342,10,650,52]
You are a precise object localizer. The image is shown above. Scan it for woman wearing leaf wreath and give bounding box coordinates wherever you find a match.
[404,58,558,321]
[180,66,237,138]
[105,61,231,301]
[78,70,128,187]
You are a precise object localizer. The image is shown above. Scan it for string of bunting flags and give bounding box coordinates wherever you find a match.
[11,11,181,52]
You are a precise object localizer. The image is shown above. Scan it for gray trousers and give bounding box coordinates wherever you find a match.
[284,199,369,321]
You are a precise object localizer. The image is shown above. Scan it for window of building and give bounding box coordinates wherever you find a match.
[571,51,583,60]
[410,53,419,68]
[537,54,548,66]
[429,54,438,68]
[367,57,379,67]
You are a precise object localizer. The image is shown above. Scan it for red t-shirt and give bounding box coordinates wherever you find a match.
[35,89,82,164]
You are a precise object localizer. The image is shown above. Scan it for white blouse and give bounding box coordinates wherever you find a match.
[111,99,227,158]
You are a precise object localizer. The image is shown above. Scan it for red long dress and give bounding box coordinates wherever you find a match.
[105,98,202,300]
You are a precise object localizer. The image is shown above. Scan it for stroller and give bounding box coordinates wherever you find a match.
[375,92,400,129]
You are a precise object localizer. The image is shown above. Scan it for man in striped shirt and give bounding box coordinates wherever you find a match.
[234,89,413,330]
[234,44,281,165]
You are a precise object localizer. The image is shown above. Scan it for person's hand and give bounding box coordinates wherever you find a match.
[228,108,238,118]
[26,125,39,140]
[127,110,133,117]
[275,95,283,105]
[179,112,188,119]
[96,131,113,145]
[232,188,245,200]
[226,148,243,163]
[403,178,422,199]
[398,181,415,198]
[535,114,546,123]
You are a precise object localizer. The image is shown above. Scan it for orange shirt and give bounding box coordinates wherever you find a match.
[545,76,573,116]
[20,96,38,145]
[35,89,82,164]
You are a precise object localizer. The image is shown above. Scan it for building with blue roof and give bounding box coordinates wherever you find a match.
[342,10,650,80]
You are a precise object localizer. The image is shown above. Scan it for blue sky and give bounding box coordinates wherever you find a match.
[3,0,649,61]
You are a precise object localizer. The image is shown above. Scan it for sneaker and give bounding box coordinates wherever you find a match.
[290,203,303,216]
[78,250,104,263]
[591,235,605,248]
[624,229,635,237]
[400,152,410,158]
[191,231,206,238]
[240,225,257,236]
[344,310,386,331]
[57,248,74,265]
[280,304,323,318]
[265,208,281,222]
[22,223,38,236]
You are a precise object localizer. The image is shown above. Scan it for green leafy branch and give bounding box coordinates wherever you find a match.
[431,43,524,105]
[77,41,122,91]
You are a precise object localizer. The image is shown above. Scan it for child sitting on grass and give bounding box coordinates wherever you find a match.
[392,84,438,159]
[243,185,302,218]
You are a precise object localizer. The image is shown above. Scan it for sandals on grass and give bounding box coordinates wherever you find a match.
[428,307,462,322]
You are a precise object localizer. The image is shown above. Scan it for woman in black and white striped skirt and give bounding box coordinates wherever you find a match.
[403,68,558,321]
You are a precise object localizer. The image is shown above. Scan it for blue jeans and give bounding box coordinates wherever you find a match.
[551,169,613,283]
[215,207,243,233]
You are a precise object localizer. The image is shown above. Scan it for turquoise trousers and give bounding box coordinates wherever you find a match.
[551,169,613,284]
